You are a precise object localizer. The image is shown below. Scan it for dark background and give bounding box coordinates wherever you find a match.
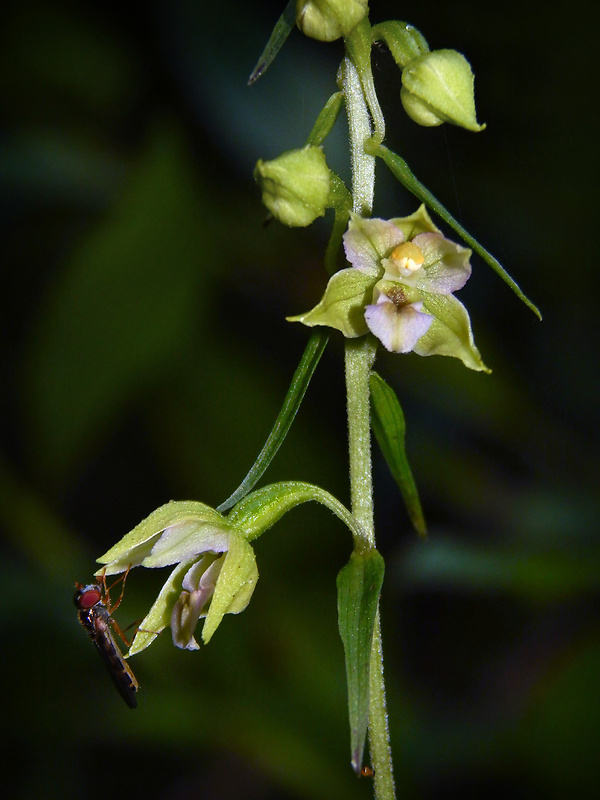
[1,1,598,798]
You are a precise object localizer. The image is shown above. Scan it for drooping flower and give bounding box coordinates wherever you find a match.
[96,501,258,654]
[288,204,489,371]
[94,479,369,657]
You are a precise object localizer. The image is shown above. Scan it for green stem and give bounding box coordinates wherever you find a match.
[368,612,395,799]
[341,45,396,800]
[338,57,375,216]
[344,337,376,550]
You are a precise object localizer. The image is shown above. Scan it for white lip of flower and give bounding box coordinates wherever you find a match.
[171,554,223,650]
[365,289,433,353]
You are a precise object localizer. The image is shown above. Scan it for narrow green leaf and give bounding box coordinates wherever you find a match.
[323,172,352,275]
[370,371,427,537]
[217,332,329,512]
[324,205,351,275]
[306,92,344,146]
[365,140,542,320]
[337,548,385,773]
[248,0,296,85]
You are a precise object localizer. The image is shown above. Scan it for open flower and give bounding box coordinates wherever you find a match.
[345,212,471,352]
[96,501,258,654]
[288,205,488,371]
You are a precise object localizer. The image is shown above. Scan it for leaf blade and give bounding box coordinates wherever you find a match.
[217,332,329,512]
[370,371,427,537]
[365,140,542,320]
[337,548,385,773]
[248,0,296,85]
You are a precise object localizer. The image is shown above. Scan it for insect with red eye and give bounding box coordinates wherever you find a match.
[73,569,139,709]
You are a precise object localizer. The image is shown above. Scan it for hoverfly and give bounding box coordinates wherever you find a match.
[73,569,139,709]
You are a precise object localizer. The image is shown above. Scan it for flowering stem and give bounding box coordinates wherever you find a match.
[341,50,396,800]
[339,57,374,216]
[344,337,376,550]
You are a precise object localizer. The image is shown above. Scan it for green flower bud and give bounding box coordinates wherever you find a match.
[254,145,331,227]
[400,49,485,132]
[295,0,368,42]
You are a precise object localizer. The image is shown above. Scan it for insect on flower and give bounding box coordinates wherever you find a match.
[73,568,139,709]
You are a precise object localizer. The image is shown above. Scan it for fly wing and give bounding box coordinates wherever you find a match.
[92,612,139,709]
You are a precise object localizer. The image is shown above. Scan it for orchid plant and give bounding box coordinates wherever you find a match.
[91,3,539,799]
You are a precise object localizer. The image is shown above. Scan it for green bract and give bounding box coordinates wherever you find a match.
[289,205,489,372]
[401,49,485,131]
[254,145,332,227]
[296,0,368,42]
[371,20,429,69]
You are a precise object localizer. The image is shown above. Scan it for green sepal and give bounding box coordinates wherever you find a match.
[202,533,258,644]
[337,548,385,773]
[128,559,196,656]
[365,140,542,319]
[369,371,427,537]
[307,91,344,146]
[96,500,230,575]
[390,203,439,239]
[371,20,429,68]
[417,291,490,372]
[287,268,375,337]
[227,481,367,547]
[248,0,296,85]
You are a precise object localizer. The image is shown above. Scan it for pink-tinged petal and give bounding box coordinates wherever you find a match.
[171,556,224,650]
[364,295,433,353]
[343,214,405,275]
[412,232,472,294]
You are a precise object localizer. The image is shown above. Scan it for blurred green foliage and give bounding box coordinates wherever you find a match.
[1,1,598,798]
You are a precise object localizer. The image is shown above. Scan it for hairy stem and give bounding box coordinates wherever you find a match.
[341,48,396,800]
[344,337,376,550]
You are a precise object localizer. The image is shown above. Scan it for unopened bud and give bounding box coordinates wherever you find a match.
[401,49,485,131]
[296,0,368,42]
[254,146,331,227]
